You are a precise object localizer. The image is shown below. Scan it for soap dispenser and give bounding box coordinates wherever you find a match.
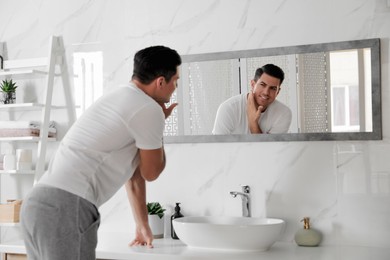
[294,217,322,247]
[171,202,184,239]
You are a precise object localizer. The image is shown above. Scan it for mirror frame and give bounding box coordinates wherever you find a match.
[165,38,381,143]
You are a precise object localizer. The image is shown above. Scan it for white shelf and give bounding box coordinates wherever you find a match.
[0,170,35,175]
[0,103,67,111]
[0,69,48,78]
[0,136,56,142]
[0,103,44,111]
[0,223,20,227]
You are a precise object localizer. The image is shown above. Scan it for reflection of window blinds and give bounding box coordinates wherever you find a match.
[186,60,237,135]
[298,52,329,133]
[166,60,237,136]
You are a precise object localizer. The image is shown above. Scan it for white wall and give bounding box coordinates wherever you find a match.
[0,0,389,248]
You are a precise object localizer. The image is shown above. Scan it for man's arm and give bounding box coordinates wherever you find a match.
[247,92,263,134]
[138,147,166,181]
[126,146,166,247]
[125,168,153,248]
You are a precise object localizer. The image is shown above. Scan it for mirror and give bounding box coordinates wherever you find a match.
[164,38,381,143]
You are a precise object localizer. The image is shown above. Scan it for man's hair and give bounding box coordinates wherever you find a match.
[253,64,285,85]
[132,46,182,84]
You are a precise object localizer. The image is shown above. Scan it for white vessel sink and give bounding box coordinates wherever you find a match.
[172,216,285,251]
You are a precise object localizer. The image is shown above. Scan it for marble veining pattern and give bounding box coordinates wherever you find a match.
[0,0,389,251]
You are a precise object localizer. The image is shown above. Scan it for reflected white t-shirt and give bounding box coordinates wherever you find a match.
[39,83,165,207]
[212,93,292,135]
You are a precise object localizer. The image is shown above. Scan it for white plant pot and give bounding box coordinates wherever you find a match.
[148,215,164,238]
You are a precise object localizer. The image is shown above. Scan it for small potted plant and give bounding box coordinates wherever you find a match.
[0,79,18,104]
[147,202,166,238]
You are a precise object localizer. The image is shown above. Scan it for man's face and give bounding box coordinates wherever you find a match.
[160,67,180,103]
[250,73,281,111]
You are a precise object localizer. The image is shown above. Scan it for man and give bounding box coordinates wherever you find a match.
[20,45,181,260]
[212,64,292,134]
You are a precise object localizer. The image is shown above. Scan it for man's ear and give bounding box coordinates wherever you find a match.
[250,79,255,92]
[157,76,165,88]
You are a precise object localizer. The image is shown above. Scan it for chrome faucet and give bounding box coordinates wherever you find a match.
[230,185,251,217]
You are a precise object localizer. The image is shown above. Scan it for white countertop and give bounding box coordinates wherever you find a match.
[1,232,389,260]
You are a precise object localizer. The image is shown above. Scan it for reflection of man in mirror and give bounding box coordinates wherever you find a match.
[212,64,292,134]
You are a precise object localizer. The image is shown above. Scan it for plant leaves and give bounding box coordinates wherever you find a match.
[147,202,166,218]
[0,79,18,93]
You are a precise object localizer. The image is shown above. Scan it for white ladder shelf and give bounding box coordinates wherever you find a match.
[0,35,76,183]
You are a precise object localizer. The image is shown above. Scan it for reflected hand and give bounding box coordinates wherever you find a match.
[247,92,263,133]
[129,224,154,248]
[159,102,178,119]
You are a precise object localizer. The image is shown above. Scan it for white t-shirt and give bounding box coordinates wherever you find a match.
[39,83,165,207]
[212,93,292,135]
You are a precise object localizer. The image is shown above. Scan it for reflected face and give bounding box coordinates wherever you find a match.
[250,73,281,111]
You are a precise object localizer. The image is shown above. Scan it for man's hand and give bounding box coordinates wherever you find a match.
[159,102,178,119]
[247,92,263,133]
[129,224,154,248]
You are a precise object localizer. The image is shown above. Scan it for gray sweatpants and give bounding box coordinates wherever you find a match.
[20,184,100,260]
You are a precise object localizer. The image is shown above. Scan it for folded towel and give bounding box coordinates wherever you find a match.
[0,121,56,130]
[0,128,56,137]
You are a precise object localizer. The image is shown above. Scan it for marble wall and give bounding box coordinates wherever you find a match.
[1,0,390,248]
